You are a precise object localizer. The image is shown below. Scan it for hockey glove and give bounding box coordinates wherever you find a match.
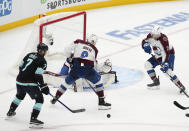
[46,35,54,45]
[160,62,169,73]
[40,83,49,95]
[66,57,73,64]
[102,59,112,73]
[49,38,54,45]
[143,42,151,54]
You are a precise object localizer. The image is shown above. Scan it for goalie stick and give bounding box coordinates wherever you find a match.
[151,54,189,98]
[173,101,189,110]
[49,93,85,113]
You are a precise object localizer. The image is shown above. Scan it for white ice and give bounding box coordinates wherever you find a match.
[1,1,189,131]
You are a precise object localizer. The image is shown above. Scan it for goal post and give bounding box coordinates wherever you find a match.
[39,11,87,43]
[10,11,87,79]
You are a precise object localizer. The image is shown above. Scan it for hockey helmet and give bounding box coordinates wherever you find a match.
[37,43,48,52]
[87,34,98,44]
[151,25,161,35]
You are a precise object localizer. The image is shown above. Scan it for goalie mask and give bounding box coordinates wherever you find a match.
[87,34,98,45]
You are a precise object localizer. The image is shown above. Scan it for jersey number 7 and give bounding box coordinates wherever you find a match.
[22,58,33,71]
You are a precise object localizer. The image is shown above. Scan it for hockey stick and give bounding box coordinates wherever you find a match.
[84,79,98,96]
[173,101,189,117]
[49,93,85,113]
[44,71,77,92]
[173,101,189,110]
[151,54,189,98]
[44,71,62,77]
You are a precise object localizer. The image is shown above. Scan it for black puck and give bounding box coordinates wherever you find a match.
[107,114,111,118]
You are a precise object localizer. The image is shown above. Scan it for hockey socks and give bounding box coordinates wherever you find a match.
[30,104,43,128]
[96,90,111,110]
[7,97,22,117]
[147,69,157,81]
[96,90,104,98]
[51,84,67,104]
[170,75,185,92]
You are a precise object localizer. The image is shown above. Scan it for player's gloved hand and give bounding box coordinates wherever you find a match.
[66,57,73,64]
[143,42,151,54]
[40,83,49,95]
[160,62,169,73]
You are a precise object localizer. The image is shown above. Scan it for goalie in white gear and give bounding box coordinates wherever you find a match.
[53,56,118,92]
[50,34,112,110]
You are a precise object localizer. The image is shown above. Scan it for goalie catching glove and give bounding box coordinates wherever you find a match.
[45,34,54,45]
[101,59,112,73]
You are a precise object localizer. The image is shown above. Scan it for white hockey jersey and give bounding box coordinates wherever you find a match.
[142,33,175,62]
[64,39,98,66]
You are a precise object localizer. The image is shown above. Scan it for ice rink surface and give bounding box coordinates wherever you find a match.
[1,0,189,130]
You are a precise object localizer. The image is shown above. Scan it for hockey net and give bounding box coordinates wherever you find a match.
[10,11,116,92]
[10,11,87,91]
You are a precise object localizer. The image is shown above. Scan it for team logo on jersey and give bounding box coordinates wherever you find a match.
[0,0,12,17]
[153,46,161,56]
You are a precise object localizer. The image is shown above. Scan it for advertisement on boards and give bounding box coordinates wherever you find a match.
[40,0,108,12]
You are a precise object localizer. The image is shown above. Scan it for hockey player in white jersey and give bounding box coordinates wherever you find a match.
[142,26,186,93]
[51,34,111,110]
[53,55,118,92]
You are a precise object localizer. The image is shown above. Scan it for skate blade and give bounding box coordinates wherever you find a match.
[179,90,188,95]
[98,106,111,110]
[147,85,160,90]
[29,123,43,129]
[4,116,15,120]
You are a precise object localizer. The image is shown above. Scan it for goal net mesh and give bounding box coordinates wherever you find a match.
[12,11,86,75]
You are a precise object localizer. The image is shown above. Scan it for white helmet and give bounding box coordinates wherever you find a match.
[151,25,161,35]
[87,34,98,44]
